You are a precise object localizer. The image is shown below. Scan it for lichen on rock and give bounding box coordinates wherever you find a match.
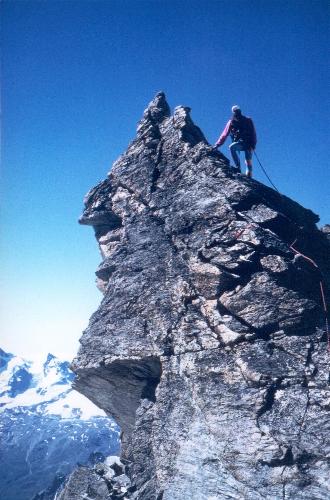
[68,93,330,499]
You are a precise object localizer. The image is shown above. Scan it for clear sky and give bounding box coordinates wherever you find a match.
[1,0,329,362]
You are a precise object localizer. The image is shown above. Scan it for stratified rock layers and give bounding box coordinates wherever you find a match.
[72,93,330,499]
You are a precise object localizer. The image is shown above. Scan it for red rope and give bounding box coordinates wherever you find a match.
[290,239,330,352]
[232,225,330,351]
[233,223,254,240]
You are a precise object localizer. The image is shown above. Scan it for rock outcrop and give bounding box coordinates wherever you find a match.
[57,457,133,500]
[70,93,330,499]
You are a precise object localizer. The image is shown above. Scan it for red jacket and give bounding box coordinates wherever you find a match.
[216,116,257,149]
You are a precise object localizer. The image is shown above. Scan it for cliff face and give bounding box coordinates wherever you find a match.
[71,93,330,499]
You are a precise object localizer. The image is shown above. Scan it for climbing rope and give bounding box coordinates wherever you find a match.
[254,151,280,194]
[232,223,255,240]
[226,145,330,350]
[290,239,330,351]
[232,222,330,351]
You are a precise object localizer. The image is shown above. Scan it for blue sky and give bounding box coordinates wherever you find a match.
[1,0,329,361]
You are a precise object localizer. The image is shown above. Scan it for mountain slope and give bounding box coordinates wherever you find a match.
[0,348,119,500]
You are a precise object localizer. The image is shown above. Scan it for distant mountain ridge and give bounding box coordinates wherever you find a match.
[0,348,119,500]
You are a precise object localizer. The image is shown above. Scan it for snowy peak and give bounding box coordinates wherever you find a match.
[0,348,105,419]
[42,352,74,384]
[0,348,119,500]
[7,363,33,398]
[0,347,14,372]
[0,350,33,400]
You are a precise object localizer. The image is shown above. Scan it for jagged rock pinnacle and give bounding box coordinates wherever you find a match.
[146,91,171,121]
[173,105,207,145]
[136,92,170,142]
[69,95,330,499]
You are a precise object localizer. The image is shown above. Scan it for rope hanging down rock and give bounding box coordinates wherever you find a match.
[290,239,330,351]
[232,222,330,352]
[254,151,280,193]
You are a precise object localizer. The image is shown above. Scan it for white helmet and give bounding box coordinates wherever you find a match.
[231,105,241,113]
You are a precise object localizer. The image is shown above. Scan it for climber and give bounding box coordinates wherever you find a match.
[214,105,257,178]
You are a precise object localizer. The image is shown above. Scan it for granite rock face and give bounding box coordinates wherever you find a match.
[71,93,330,499]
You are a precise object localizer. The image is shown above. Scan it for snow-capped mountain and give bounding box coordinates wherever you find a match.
[0,348,120,500]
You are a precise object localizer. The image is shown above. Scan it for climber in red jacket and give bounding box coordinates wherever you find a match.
[214,105,257,178]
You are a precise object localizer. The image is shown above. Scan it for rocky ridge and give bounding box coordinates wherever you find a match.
[68,93,330,499]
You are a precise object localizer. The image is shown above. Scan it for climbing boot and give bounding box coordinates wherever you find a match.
[246,164,252,178]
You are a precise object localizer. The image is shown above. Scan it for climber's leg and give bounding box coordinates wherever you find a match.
[245,148,253,178]
[229,142,244,170]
